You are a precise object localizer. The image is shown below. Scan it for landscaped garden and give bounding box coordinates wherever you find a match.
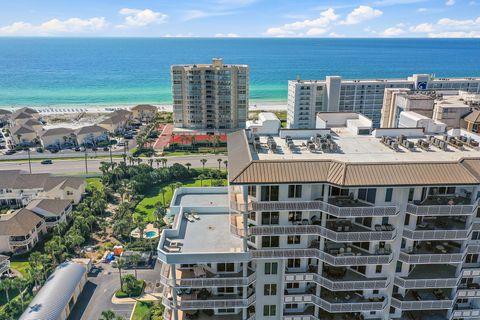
[131,301,164,320]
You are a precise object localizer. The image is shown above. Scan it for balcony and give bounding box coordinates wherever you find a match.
[406,196,477,216]
[250,220,396,242]
[399,241,466,264]
[164,309,246,320]
[395,310,449,320]
[159,264,256,288]
[456,283,480,298]
[9,235,32,246]
[285,292,387,313]
[391,289,454,310]
[403,217,471,240]
[451,304,480,319]
[395,265,460,289]
[163,287,255,310]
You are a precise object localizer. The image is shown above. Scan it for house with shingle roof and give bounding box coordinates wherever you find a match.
[0,109,12,127]
[27,199,73,229]
[98,114,129,133]
[10,124,38,145]
[0,208,46,254]
[75,124,108,146]
[40,127,75,148]
[131,104,157,122]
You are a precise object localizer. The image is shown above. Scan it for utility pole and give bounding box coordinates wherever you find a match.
[106,132,113,165]
[84,147,88,174]
[26,148,32,174]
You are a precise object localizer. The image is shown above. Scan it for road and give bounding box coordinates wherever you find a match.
[69,261,163,320]
[0,154,227,174]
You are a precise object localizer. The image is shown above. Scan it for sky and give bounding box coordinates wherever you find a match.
[0,0,479,37]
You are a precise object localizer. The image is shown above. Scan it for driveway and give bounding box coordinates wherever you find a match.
[69,260,162,320]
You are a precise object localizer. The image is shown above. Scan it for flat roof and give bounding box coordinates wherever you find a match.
[174,193,228,207]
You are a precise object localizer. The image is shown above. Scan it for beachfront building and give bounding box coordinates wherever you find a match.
[10,124,38,146]
[157,114,480,320]
[0,109,12,127]
[0,170,86,207]
[0,208,46,254]
[75,124,108,146]
[98,114,129,134]
[19,260,89,320]
[246,112,281,136]
[40,127,76,149]
[131,104,157,122]
[287,74,480,129]
[26,199,73,230]
[172,58,249,130]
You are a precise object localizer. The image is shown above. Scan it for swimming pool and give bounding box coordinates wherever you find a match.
[145,231,158,238]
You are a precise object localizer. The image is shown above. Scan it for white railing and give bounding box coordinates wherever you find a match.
[457,288,480,298]
[285,272,389,290]
[402,228,471,240]
[249,225,396,242]
[451,307,480,319]
[167,296,252,310]
[251,248,392,266]
[406,201,478,216]
[394,276,460,289]
[251,200,398,217]
[283,316,317,320]
[390,297,454,310]
[9,238,32,246]
[0,260,10,275]
[284,294,387,312]
[398,251,466,264]
[462,267,480,278]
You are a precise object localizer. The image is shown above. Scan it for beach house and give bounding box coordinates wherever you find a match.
[131,104,157,122]
[75,124,108,146]
[0,208,46,254]
[98,114,128,134]
[26,199,73,230]
[10,124,38,146]
[40,127,76,149]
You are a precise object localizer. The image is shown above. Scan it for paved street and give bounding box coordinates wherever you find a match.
[0,154,227,174]
[70,260,162,320]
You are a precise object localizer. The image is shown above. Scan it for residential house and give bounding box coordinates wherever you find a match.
[12,107,40,119]
[98,114,128,133]
[41,176,86,204]
[75,124,108,146]
[40,127,76,149]
[10,124,38,146]
[27,199,72,229]
[0,109,12,127]
[131,104,157,122]
[0,208,45,254]
[111,109,133,120]
[21,118,43,132]
[10,111,34,127]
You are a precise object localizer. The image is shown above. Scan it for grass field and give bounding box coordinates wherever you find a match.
[86,177,103,191]
[134,178,222,221]
[9,261,30,277]
[131,301,153,320]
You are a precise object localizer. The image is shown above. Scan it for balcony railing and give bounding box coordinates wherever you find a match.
[283,316,317,320]
[249,224,396,242]
[251,248,392,266]
[249,200,398,217]
[402,228,471,240]
[390,296,454,310]
[456,287,480,298]
[284,294,386,313]
[9,238,32,246]
[163,294,255,310]
[285,272,389,290]
[394,277,460,289]
[451,307,480,319]
[398,251,466,264]
[406,203,477,216]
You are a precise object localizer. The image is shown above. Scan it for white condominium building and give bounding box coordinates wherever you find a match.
[171,58,249,130]
[158,113,480,320]
[287,74,480,129]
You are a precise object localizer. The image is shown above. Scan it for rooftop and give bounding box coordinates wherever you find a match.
[27,199,72,217]
[0,208,43,236]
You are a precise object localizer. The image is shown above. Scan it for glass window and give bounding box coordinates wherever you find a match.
[261,212,279,225]
[264,262,278,275]
[261,186,279,201]
[264,284,277,296]
[287,258,301,268]
[286,282,300,289]
[385,188,393,202]
[218,263,235,272]
[288,185,302,198]
[248,185,256,197]
[287,235,301,244]
[288,211,302,222]
[263,305,276,316]
[262,236,279,248]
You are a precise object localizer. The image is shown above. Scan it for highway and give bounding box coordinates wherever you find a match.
[0,154,228,175]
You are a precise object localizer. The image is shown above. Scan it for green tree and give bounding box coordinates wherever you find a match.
[99,310,118,320]
[130,253,141,279]
[223,160,228,171]
[217,158,222,170]
[160,158,167,168]
[197,173,207,187]
[160,187,167,207]
[11,277,28,310]
[185,162,191,171]
[116,258,126,290]
[0,278,13,302]
[200,158,207,169]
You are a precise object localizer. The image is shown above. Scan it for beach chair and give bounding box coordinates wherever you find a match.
[184,212,195,222]
[191,212,200,220]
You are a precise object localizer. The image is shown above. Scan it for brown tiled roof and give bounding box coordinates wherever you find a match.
[11,124,35,135]
[464,110,480,124]
[11,111,34,120]
[0,171,84,191]
[0,208,43,236]
[40,127,74,137]
[227,130,252,181]
[99,114,126,125]
[131,104,157,111]
[27,199,71,216]
[75,125,106,135]
[0,109,12,116]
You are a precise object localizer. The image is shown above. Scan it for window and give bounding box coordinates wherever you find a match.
[218,308,235,313]
[396,261,402,273]
[288,211,302,222]
[264,284,277,296]
[261,186,279,201]
[358,188,376,204]
[218,263,235,272]
[264,262,278,275]
[288,185,302,198]
[261,212,279,225]
[408,188,415,201]
[248,185,256,197]
[248,211,256,221]
[263,305,276,317]
[285,303,299,309]
[218,287,235,294]
[466,254,479,264]
[472,231,480,241]
[287,235,301,245]
[286,283,300,289]
[287,258,301,268]
[385,188,393,202]
[375,265,382,273]
[262,236,279,248]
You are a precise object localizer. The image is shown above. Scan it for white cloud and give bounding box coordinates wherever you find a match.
[328,32,345,37]
[118,8,167,27]
[417,7,428,12]
[429,31,480,37]
[373,0,428,6]
[0,17,106,36]
[437,17,480,27]
[183,9,233,21]
[381,27,406,36]
[410,23,433,32]
[340,6,383,25]
[446,0,455,5]
[214,33,239,37]
[264,8,338,37]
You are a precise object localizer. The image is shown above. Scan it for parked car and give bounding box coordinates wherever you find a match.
[103,147,109,151]
[41,159,53,165]
[4,150,16,155]
[74,147,81,152]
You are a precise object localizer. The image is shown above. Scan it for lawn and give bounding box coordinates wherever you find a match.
[131,301,153,320]
[9,261,30,277]
[134,178,222,221]
[86,177,103,191]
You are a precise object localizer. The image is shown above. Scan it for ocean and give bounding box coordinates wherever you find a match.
[0,38,479,107]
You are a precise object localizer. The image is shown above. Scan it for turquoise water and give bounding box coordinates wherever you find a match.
[145,231,157,238]
[0,38,479,107]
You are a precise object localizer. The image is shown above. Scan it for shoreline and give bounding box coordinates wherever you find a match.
[0,101,288,115]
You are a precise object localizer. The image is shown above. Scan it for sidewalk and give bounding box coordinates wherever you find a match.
[111,292,162,305]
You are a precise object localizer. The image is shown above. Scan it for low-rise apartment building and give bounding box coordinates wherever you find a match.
[26,199,73,229]
[0,208,46,254]
[157,114,480,320]
[131,104,157,122]
[287,75,480,129]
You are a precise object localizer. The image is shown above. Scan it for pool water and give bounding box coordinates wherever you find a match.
[145,231,157,238]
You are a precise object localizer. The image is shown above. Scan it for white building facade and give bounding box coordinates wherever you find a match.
[287,75,480,129]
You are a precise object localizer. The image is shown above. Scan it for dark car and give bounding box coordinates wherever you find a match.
[103,147,109,151]
[92,147,98,151]
[41,159,53,165]
[74,147,81,152]
[124,134,133,139]
[4,150,16,155]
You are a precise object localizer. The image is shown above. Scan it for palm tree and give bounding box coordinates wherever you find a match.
[99,310,117,320]
[185,162,191,171]
[148,158,154,168]
[130,253,141,279]
[217,158,222,170]
[197,173,206,187]
[116,258,126,291]
[223,160,228,171]
[137,218,147,240]
[127,156,134,166]
[161,157,168,168]
[0,278,13,302]
[12,277,28,310]
[200,158,207,169]
[155,158,161,168]
[160,187,167,207]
